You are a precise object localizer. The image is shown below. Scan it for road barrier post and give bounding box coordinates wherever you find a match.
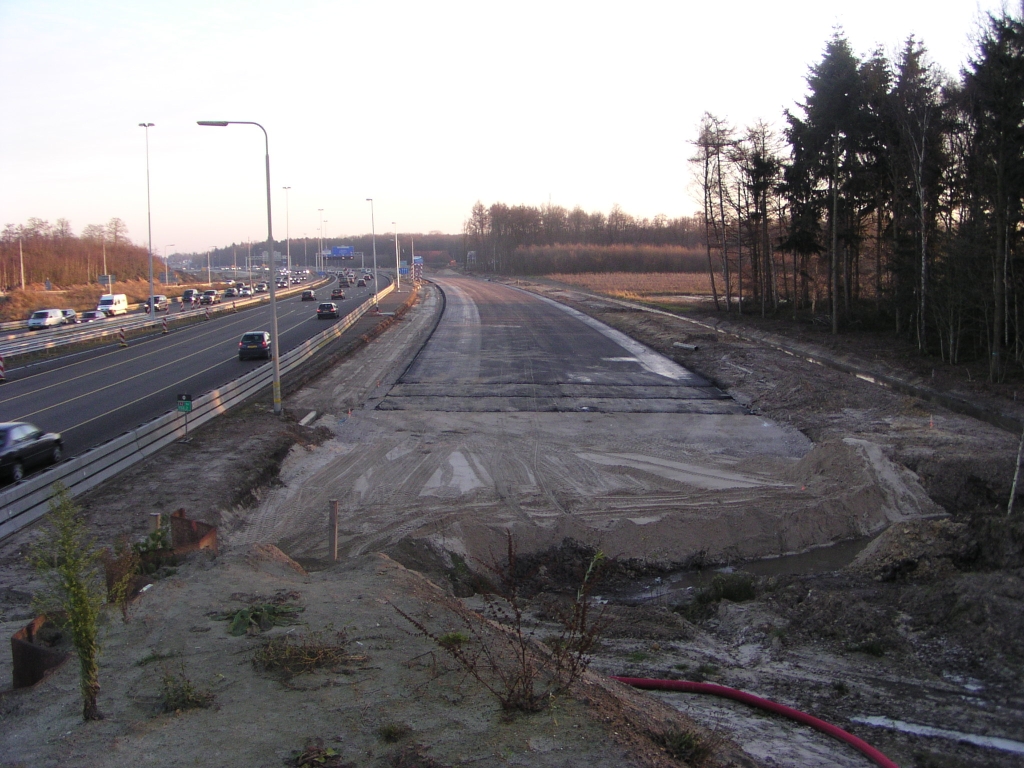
[162,317,168,335]
[232,301,237,313]
[205,307,210,321]
[0,353,5,382]
[118,327,127,347]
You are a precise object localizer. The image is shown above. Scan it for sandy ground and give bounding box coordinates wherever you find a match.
[1,276,1022,767]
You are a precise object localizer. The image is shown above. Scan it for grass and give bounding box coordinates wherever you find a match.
[251,630,367,677]
[136,650,179,667]
[650,728,719,766]
[676,572,758,622]
[376,722,412,743]
[214,602,304,636]
[161,664,215,712]
[548,271,718,298]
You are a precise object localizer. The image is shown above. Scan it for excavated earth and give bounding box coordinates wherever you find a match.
[0,275,1022,768]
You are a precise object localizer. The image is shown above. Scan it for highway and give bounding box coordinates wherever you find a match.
[0,275,389,462]
[380,277,743,414]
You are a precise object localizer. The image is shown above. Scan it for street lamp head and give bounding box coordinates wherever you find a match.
[139,122,154,128]
[197,121,229,127]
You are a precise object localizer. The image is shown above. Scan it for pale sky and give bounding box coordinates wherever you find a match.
[0,0,1008,254]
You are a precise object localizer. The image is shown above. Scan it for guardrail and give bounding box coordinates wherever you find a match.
[0,282,394,540]
[0,279,331,359]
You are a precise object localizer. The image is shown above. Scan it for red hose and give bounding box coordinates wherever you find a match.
[611,677,899,768]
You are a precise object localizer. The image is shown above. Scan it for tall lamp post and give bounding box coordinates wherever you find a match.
[139,122,156,319]
[366,198,378,302]
[392,222,400,292]
[163,244,175,285]
[197,120,283,416]
[317,209,324,274]
[283,186,291,279]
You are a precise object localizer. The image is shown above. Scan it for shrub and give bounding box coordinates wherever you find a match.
[28,484,105,720]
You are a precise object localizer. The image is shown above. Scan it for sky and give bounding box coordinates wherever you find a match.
[0,0,1011,255]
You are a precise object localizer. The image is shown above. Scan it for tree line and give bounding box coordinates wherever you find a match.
[695,10,1024,381]
[463,201,704,273]
[0,217,153,290]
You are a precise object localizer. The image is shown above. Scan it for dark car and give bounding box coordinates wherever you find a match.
[330,288,346,299]
[61,309,79,324]
[79,310,108,323]
[356,279,366,287]
[238,331,273,360]
[316,302,339,319]
[301,289,316,301]
[0,422,63,483]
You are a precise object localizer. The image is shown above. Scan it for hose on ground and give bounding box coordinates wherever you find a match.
[611,676,898,768]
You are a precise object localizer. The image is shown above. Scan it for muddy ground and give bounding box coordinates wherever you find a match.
[1,276,1022,767]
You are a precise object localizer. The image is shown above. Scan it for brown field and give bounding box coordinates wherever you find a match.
[548,271,718,298]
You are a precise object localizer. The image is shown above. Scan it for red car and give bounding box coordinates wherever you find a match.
[330,288,346,300]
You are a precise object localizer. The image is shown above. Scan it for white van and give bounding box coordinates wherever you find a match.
[97,293,129,316]
[27,308,65,330]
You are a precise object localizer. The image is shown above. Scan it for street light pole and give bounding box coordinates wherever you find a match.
[366,199,378,302]
[283,186,291,279]
[393,222,400,292]
[318,209,324,275]
[163,244,175,285]
[197,120,283,416]
[139,122,156,319]
[207,248,212,287]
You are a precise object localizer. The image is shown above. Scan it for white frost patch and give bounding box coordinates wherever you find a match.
[626,516,664,525]
[852,716,1024,755]
[353,470,372,498]
[577,452,787,490]
[385,445,414,461]
[420,451,486,496]
[468,452,493,486]
[602,357,639,363]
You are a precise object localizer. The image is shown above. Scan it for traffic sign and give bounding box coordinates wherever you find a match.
[176,393,193,413]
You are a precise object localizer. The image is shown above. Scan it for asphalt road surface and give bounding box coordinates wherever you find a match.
[380,277,745,414]
[0,275,389,461]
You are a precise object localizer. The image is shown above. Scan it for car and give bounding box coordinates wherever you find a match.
[255,283,268,293]
[238,331,273,360]
[61,309,79,325]
[239,287,253,297]
[0,421,63,483]
[79,310,108,323]
[301,289,316,301]
[330,287,346,299]
[142,294,169,312]
[356,279,366,287]
[224,287,238,298]
[181,289,202,306]
[200,290,221,305]
[316,302,339,319]
[27,309,64,330]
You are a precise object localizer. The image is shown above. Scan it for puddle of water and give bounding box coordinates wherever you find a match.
[609,537,872,605]
[852,716,1024,755]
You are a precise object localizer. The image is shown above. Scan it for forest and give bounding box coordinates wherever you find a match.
[465,11,1024,381]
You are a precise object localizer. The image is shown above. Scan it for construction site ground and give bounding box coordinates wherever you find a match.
[0,274,1022,768]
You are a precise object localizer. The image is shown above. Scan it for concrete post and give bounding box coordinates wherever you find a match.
[329,499,339,561]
